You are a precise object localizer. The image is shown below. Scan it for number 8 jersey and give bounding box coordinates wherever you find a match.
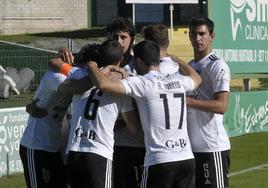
[121,70,196,167]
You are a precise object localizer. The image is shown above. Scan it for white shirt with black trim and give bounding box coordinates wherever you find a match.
[67,68,134,160]
[121,70,195,166]
[20,69,75,152]
[159,56,179,74]
[115,56,180,148]
[187,52,231,152]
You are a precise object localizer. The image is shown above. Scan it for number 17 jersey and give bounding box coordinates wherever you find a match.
[121,70,195,167]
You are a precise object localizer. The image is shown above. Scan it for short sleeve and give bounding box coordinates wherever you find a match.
[51,73,67,91]
[67,67,88,80]
[120,76,148,98]
[179,75,195,92]
[211,61,230,93]
[120,95,135,113]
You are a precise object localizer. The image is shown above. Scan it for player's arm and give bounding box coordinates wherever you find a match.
[26,100,48,118]
[187,91,229,114]
[169,54,201,89]
[121,110,144,143]
[121,110,141,134]
[57,76,93,95]
[48,46,74,76]
[48,58,72,76]
[86,61,126,95]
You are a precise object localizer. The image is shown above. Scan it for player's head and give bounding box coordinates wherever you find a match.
[143,24,169,49]
[99,40,123,67]
[133,40,160,75]
[189,16,214,35]
[106,17,135,54]
[74,43,101,67]
[188,16,215,55]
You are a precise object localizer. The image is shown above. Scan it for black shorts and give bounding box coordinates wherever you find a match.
[19,144,67,188]
[194,150,230,188]
[67,151,112,188]
[140,159,195,188]
[113,146,146,188]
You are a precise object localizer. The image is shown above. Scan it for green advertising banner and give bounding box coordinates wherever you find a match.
[224,91,268,137]
[0,107,27,177]
[209,0,268,74]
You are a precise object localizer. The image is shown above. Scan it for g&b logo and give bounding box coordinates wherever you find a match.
[165,139,187,149]
[229,0,268,41]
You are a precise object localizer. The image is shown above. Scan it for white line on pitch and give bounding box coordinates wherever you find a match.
[229,163,268,177]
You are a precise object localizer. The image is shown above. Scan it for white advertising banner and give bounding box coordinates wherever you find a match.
[0,107,27,177]
[126,0,198,4]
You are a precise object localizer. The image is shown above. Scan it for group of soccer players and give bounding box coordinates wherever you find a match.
[19,16,231,188]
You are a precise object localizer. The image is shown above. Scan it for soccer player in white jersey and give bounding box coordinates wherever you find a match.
[187,16,231,188]
[143,24,180,75]
[61,40,141,188]
[21,43,107,188]
[19,60,75,188]
[86,40,202,188]
[107,17,145,188]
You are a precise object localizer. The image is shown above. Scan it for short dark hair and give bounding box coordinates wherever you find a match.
[189,16,214,34]
[99,40,123,67]
[143,24,169,48]
[133,40,160,67]
[74,43,101,66]
[106,17,135,41]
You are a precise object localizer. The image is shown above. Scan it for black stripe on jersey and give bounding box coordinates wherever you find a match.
[209,54,220,61]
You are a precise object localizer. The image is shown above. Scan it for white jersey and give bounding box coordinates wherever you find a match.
[121,70,195,166]
[20,70,74,152]
[187,52,231,152]
[67,68,134,160]
[159,56,179,74]
[115,56,180,148]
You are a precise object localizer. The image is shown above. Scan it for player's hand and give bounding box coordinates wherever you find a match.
[26,100,48,118]
[59,47,74,65]
[101,65,128,79]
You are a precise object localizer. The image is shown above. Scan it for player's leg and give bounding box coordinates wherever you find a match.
[67,151,82,188]
[19,145,37,188]
[194,151,230,188]
[48,150,67,188]
[19,145,66,188]
[89,153,112,188]
[68,151,112,188]
[174,159,195,188]
[140,162,178,188]
[113,146,145,188]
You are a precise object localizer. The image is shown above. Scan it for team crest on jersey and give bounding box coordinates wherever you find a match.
[42,168,51,183]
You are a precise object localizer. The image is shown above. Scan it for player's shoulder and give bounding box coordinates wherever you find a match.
[207,53,226,64]
[44,70,66,80]
[207,53,229,69]
[68,67,88,79]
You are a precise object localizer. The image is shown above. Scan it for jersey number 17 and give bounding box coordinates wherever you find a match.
[160,93,184,130]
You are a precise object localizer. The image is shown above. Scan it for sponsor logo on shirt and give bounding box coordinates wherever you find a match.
[165,139,187,149]
[75,127,96,140]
